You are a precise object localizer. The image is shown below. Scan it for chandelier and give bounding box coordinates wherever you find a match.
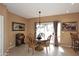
[38,11,41,25]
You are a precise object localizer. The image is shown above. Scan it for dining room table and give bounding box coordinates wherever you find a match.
[35,38,47,51]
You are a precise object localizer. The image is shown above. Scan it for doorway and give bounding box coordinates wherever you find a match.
[36,22,61,44]
[35,22,61,44]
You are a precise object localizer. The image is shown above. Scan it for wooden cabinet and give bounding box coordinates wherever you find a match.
[16,33,25,46]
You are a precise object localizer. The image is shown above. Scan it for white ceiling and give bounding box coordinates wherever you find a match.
[4,3,79,19]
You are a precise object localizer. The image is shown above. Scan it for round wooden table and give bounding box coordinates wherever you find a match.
[35,40,43,51]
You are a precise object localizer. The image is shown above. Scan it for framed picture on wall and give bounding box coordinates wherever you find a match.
[62,22,77,31]
[12,22,25,31]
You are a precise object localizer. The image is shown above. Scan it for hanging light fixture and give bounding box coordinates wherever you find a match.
[38,11,41,25]
[35,11,43,51]
[37,11,42,40]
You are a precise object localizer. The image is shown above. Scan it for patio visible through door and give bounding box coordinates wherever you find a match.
[35,22,61,44]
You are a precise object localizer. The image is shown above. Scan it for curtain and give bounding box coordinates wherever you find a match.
[53,21,59,46]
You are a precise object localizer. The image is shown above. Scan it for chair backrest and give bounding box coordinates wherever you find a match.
[16,33,25,39]
[45,35,52,46]
[26,36,36,46]
[47,35,52,40]
[70,33,78,40]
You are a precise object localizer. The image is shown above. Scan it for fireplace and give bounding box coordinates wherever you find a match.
[16,33,25,46]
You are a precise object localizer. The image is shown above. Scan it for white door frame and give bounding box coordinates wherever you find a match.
[0,15,4,56]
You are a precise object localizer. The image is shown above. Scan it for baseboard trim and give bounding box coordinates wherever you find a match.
[59,43,72,48]
[5,45,15,56]
[8,45,15,50]
[50,43,72,48]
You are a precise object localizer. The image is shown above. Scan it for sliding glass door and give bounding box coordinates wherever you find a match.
[35,22,54,43]
[35,22,61,45]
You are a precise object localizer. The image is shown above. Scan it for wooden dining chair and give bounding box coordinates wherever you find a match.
[70,33,79,52]
[26,36,37,55]
[42,35,52,54]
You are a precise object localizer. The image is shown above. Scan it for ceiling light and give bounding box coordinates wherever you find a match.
[38,11,41,24]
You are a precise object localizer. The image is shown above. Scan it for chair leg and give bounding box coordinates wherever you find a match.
[28,47,29,53]
[32,49,34,55]
[49,45,50,51]
[32,50,34,55]
[46,47,48,54]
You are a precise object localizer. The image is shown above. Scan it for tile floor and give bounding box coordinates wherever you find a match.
[7,44,78,56]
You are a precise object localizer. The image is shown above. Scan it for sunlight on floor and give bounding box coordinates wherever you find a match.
[7,44,77,56]
[58,47,64,53]
[43,44,64,55]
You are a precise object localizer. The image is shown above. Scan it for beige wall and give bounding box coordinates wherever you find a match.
[0,4,8,54]
[27,13,79,47]
[0,3,79,55]
[7,12,27,50]
[0,4,27,54]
